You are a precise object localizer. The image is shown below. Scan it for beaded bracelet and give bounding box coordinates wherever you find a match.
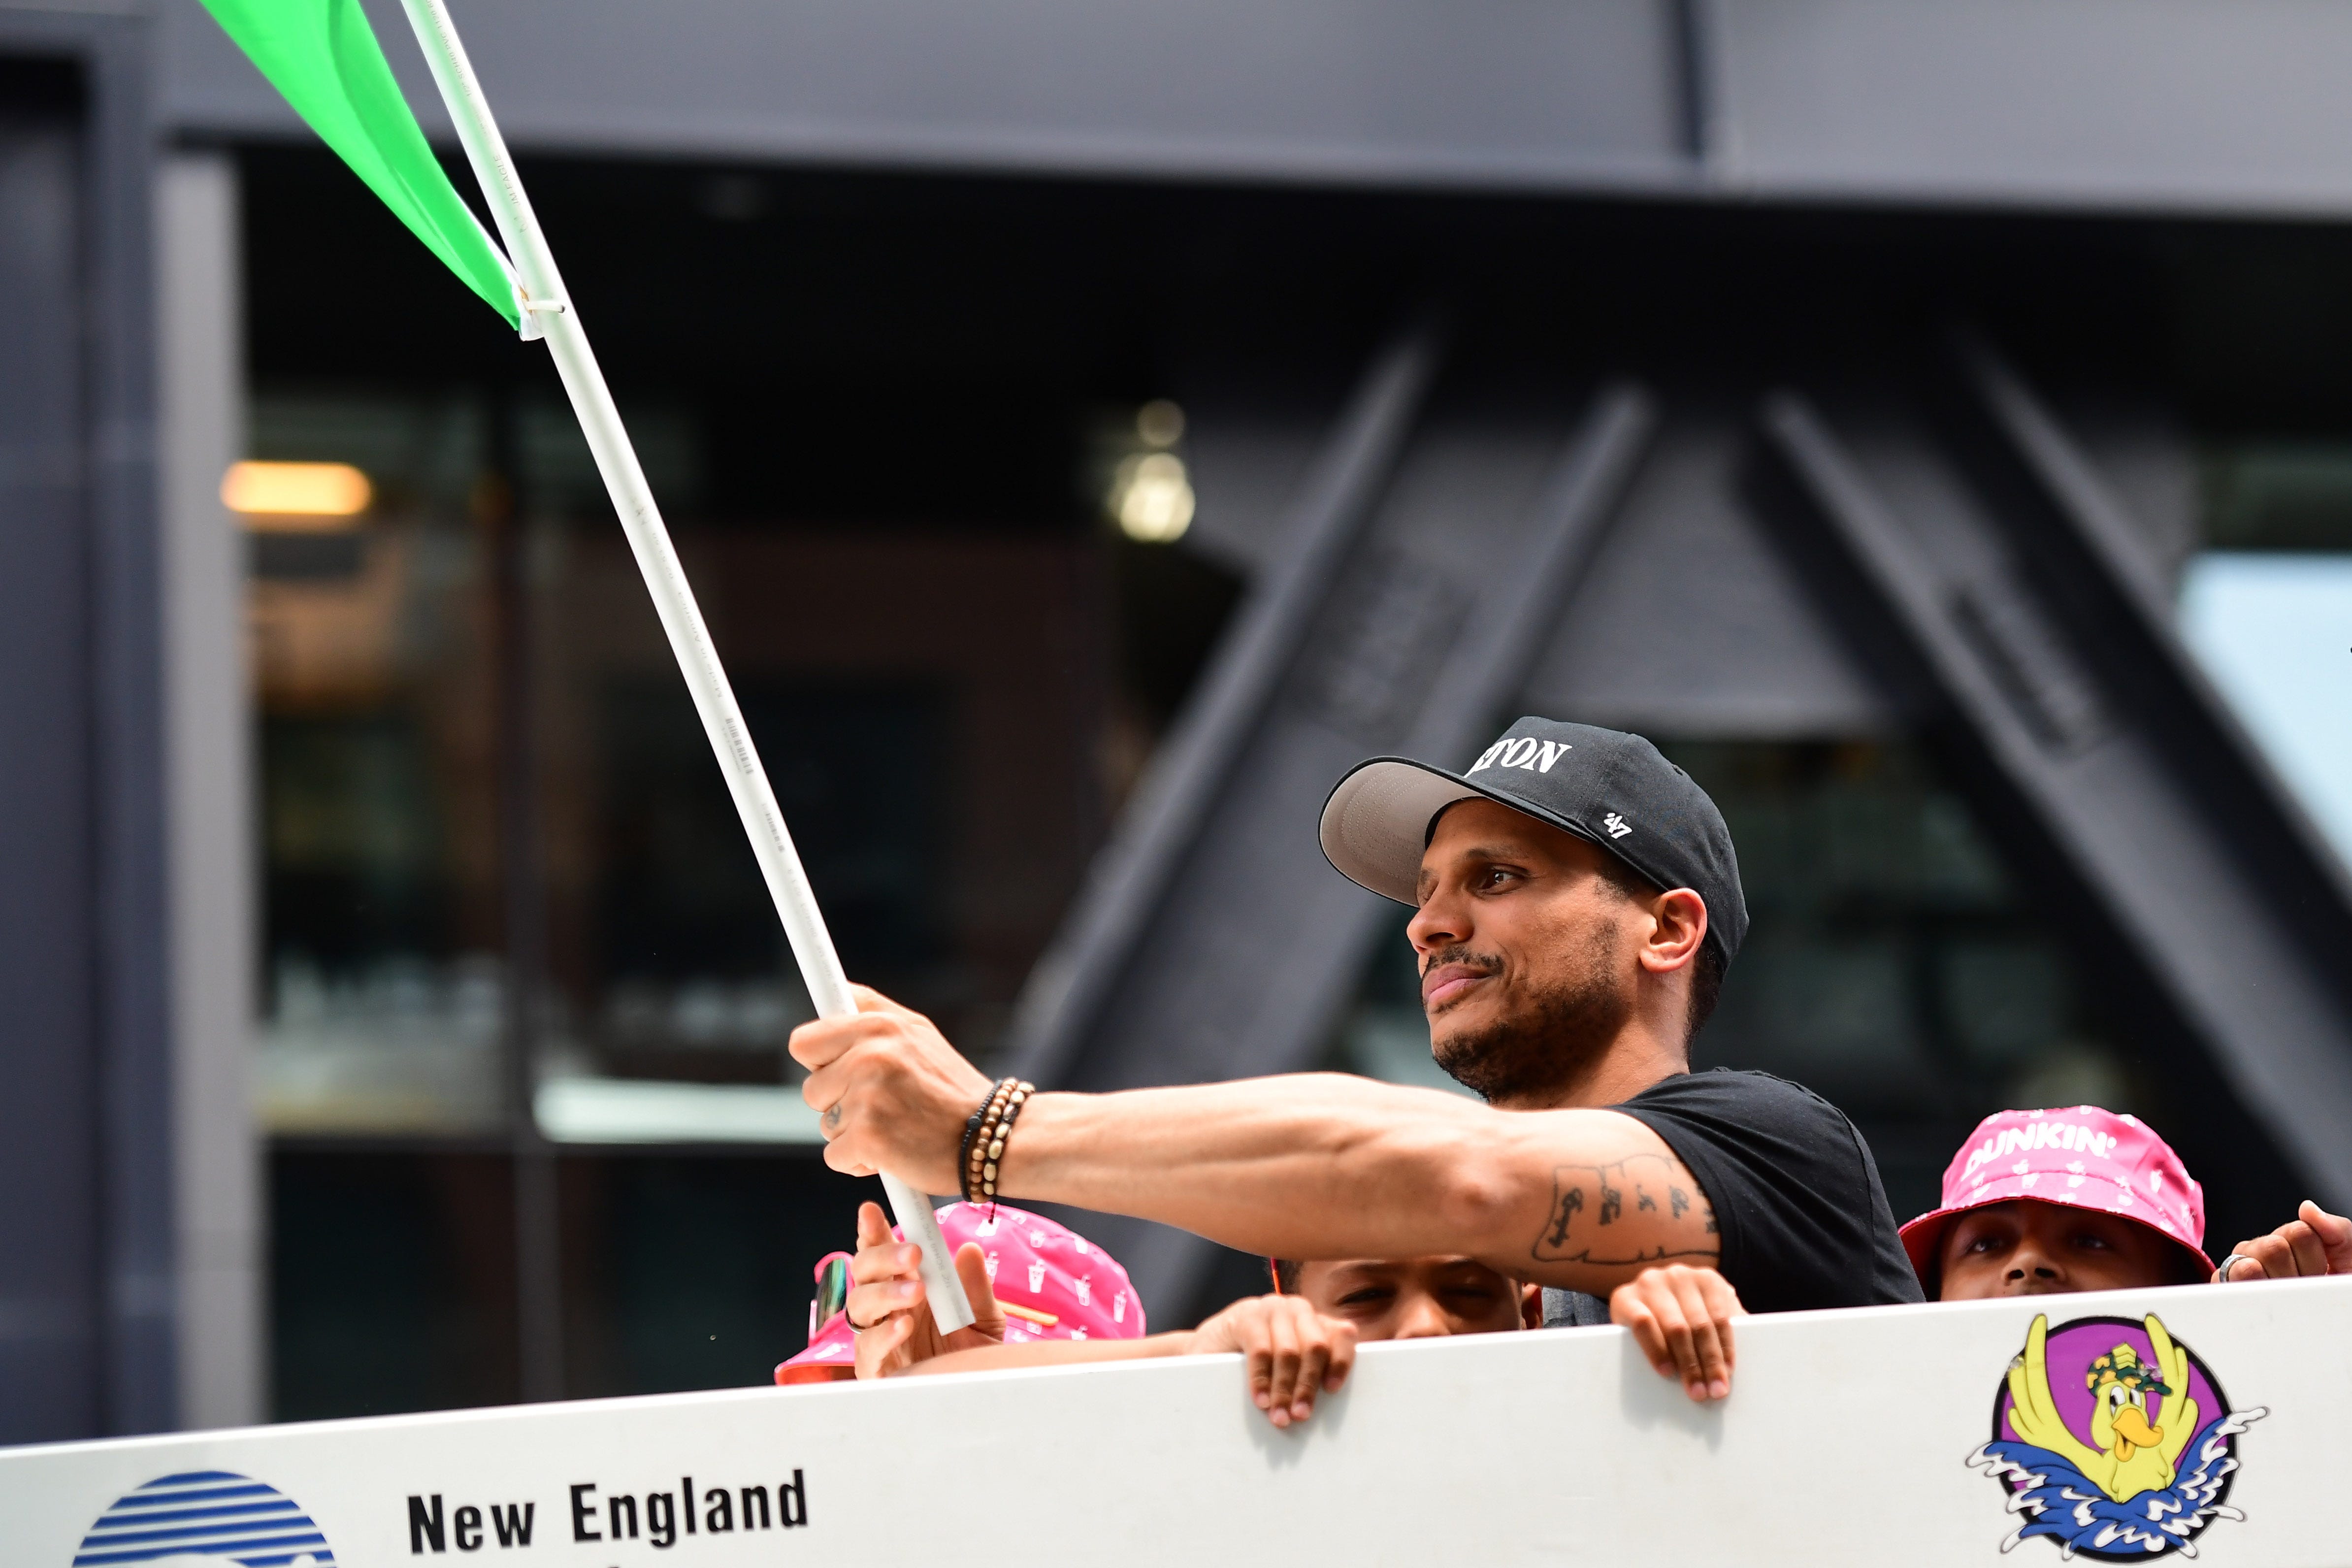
[978,1081,1034,1209]
[961,1078,1018,1205]
[963,1080,1012,1203]
[956,1095,995,1199]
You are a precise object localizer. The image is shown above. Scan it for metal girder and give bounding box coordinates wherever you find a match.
[0,7,173,1438]
[160,0,2352,222]
[1003,326,1442,1092]
[1003,337,1657,1317]
[1951,336,2352,934]
[1756,369,2352,1211]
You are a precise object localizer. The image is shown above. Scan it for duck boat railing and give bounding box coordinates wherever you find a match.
[6,1275,2348,1566]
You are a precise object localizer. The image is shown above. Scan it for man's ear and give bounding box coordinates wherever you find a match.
[1637,887,1707,977]
[1519,1281,1543,1331]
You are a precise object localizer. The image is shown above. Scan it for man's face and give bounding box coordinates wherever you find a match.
[1937,1199,2190,1300]
[1295,1256,1536,1340]
[1407,799,1647,1104]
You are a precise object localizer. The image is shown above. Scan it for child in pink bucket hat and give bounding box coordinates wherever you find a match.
[1901,1105,2351,1300]
[776,1201,1143,1385]
[1899,1107,2212,1299]
[1577,1104,2348,1402]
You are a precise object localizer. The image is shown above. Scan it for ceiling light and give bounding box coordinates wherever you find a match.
[222,461,372,527]
[1112,452,1195,543]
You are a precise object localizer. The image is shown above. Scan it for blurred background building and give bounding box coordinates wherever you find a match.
[8,0,2352,1439]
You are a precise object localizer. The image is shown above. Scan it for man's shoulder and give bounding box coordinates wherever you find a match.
[1620,1068,1874,1176]
[1624,1067,1848,1122]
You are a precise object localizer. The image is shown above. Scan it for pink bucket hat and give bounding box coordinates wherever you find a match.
[776,1202,1144,1383]
[1898,1106,2212,1290]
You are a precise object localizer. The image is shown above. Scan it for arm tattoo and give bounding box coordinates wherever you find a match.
[1533,1154,1720,1266]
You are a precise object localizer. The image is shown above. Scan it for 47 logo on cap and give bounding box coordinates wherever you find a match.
[1468,737,1572,775]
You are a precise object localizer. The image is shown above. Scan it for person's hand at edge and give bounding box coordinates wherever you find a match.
[2217,1201,2352,1281]
[1186,1294,1359,1429]
[847,1201,1006,1379]
[794,985,992,1189]
[1610,1263,1741,1403]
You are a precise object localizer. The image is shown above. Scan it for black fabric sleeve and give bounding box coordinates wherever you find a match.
[1614,1069,1923,1314]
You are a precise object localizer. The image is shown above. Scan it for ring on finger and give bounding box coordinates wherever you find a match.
[2213,1252,2256,1283]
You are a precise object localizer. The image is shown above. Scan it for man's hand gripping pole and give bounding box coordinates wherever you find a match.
[395,0,974,1335]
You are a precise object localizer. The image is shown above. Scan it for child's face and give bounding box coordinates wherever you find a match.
[1938,1199,2189,1300]
[1296,1256,1536,1340]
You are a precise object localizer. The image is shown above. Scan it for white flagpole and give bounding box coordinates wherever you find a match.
[396,0,975,1336]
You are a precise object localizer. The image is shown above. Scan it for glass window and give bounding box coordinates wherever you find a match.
[2179,442,2352,875]
[247,391,507,1137]
[521,403,1105,1143]
[236,146,1236,1411]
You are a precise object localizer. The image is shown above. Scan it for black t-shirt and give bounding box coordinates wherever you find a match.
[1541,1069,1921,1327]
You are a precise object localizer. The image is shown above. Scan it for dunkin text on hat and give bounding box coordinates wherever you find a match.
[1960,1118,2123,1180]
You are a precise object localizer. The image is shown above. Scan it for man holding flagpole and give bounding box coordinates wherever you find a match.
[796,718,1923,1339]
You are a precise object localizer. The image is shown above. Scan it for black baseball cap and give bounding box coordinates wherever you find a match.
[1318,717,1749,966]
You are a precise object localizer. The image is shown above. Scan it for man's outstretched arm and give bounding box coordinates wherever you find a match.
[794,986,1719,1295]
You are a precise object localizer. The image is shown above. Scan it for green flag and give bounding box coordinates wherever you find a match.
[201,0,519,327]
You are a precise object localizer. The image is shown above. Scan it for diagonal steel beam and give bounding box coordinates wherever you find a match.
[1759,389,2352,1209]
[1005,325,1445,1090]
[1952,332,2352,927]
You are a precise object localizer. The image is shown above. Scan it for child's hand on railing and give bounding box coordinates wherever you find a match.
[1610,1263,1743,1404]
[1187,1294,1360,1429]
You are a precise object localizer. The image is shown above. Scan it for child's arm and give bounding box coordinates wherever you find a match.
[897,1330,1197,1375]
[901,1293,1356,1427]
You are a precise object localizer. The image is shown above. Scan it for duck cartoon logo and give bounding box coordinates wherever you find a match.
[74,1470,334,1566]
[1969,1314,2266,1559]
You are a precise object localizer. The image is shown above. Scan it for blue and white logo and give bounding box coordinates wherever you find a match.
[74,1471,334,1567]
